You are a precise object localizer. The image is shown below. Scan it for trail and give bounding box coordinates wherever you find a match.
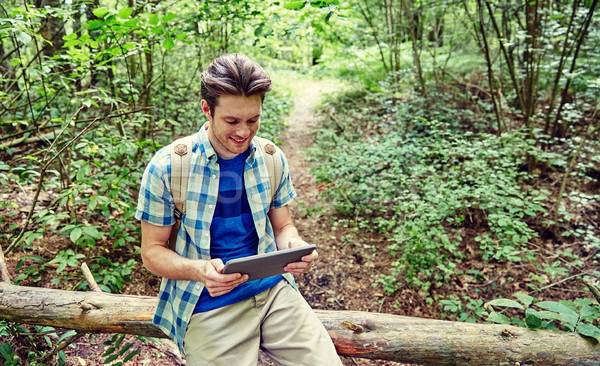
[279,78,335,215]
[270,78,407,366]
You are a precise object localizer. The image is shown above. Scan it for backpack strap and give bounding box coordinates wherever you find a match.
[254,136,283,203]
[168,135,193,250]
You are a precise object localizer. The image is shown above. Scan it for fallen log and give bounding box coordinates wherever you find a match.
[1,283,599,364]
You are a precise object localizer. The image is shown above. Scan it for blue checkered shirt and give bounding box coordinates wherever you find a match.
[135,126,297,354]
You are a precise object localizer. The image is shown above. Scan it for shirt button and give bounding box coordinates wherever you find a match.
[209,205,214,209]
[195,284,201,290]
[212,174,217,179]
[204,232,209,237]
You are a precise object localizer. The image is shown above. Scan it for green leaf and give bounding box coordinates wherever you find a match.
[514,292,535,307]
[57,261,66,273]
[580,306,600,320]
[89,197,98,212]
[525,308,542,329]
[0,343,15,359]
[487,311,511,324]
[103,354,118,364]
[486,299,524,310]
[117,7,133,19]
[122,349,140,363]
[63,39,80,48]
[284,1,307,9]
[82,226,101,239]
[102,346,116,357]
[537,310,563,321]
[70,227,83,243]
[163,13,176,22]
[76,164,92,181]
[577,323,600,343]
[118,342,133,356]
[17,31,32,45]
[148,14,159,26]
[59,330,78,342]
[92,8,110,19]
[163,37,174,50]
[536,301,578,317]
[86,20,104,30]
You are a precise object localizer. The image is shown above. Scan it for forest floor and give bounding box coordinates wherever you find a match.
[1,76,596,365]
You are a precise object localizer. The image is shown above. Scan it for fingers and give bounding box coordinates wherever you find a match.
[284,249,318,275]
[203,259,248,297]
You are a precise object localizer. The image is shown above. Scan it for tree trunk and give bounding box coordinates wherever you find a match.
[1,282,599,365]
[38,0,66,58]
[402,0,425,94]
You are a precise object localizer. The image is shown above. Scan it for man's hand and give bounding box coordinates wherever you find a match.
[283,237,318,275]
[201,259,248,297]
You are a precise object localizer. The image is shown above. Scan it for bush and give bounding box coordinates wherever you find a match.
[310,90,549,291]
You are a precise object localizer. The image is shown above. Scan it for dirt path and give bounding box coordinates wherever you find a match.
[274,78,408,366]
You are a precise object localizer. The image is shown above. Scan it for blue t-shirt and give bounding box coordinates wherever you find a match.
[194,150,281,313]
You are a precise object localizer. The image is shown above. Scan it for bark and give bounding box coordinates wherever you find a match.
[1,282,599,365]
[38,0,66,58]
[0,282,164,338]
[476,0,504,135]
[402,0,425,94]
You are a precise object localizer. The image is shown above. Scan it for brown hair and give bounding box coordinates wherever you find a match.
[201,53,273,116]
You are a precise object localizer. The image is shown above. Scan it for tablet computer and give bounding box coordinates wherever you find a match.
[222,245,316,282]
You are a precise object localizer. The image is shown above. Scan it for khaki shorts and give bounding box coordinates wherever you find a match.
[183,280,342,366]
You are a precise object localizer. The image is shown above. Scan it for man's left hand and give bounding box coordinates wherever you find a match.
[283,238,318,275]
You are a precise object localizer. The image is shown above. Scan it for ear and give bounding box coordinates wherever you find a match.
[201,100,212,120]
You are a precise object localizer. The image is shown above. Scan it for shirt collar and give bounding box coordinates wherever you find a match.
[198,122,217,162]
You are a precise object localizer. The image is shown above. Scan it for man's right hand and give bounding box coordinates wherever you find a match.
[201,259,248,297]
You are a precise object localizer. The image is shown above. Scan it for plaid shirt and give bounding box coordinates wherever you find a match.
[135,126,297,354]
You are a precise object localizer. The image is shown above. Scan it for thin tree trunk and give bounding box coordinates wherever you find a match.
[38,0,66,58]
[543,0,579,135]
[477,0,504,135]
[402,0,425,94]
[484,0,527,131]
[551,0,599,138]
[356,0,390,74]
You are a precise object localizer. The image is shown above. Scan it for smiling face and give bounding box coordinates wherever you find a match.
[202,94,262,159]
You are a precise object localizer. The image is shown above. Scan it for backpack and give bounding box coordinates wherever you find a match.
[168,135,283,250]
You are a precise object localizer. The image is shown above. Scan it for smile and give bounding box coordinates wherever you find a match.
[231,137,246,143]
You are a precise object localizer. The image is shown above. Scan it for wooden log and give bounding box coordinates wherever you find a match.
[0,282,165,338]
[1,282,599,365]
[316,310,600,365]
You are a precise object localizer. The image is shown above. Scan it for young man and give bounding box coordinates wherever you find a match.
[135,53,342,365]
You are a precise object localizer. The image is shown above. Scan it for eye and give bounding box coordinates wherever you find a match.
[248,119,258,124]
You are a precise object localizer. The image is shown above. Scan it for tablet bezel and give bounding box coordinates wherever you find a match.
[221,245,317,282]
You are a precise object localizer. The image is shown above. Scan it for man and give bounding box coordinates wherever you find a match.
[135,53,342,365]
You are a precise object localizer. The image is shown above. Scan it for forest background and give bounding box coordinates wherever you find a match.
[0,0,599,364]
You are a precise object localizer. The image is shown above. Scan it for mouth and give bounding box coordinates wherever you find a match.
[230,137,247,145]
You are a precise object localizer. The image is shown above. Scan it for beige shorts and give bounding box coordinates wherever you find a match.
[183,280,342,366]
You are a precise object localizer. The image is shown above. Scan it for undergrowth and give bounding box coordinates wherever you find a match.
[309,86,600,297]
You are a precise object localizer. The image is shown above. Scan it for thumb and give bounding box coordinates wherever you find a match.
[288,237,303,248]
[210,258,225,273]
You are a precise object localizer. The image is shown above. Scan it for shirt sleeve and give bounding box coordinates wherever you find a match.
[135,148,176,226]
[271,151,296,209]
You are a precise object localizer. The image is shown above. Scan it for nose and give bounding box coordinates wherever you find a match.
[236,123,251,138]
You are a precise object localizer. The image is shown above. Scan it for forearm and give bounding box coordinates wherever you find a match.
[142,244,207,282]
